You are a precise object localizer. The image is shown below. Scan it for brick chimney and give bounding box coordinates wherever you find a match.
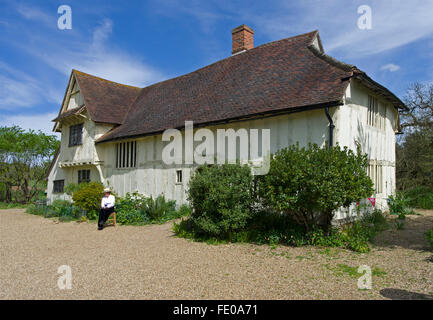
[231,24,254,54]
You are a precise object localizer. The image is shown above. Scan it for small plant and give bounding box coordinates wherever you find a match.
[395,220,405,230]
[146,195,176,221]
[425,229,433,252]
[388,192,414,218]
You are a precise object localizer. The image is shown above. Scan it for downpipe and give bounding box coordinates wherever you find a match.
[325,107,335,149]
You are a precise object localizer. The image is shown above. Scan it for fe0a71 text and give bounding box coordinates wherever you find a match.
[217,304,257,315]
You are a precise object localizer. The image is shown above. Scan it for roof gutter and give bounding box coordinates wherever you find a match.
[95,100,344,144]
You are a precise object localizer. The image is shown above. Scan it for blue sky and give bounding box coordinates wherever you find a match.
[1,0,432,135]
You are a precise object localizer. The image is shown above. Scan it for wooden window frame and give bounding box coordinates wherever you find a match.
[69,123,83,147]
[78,169,90,184]
[53,180,64,193]
[115,141,137,169]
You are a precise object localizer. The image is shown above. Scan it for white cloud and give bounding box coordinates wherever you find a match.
[154,0,433,59]
[250,0,433,57]
[14,15,165,87]
[381,64,400,72]
[16,4,54,26]
[0,112,59,137]
[0,62,62,110]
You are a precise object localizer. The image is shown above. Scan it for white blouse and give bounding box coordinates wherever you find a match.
[101,195,115,209]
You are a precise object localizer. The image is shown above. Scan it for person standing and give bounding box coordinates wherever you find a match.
[98,188,115,230]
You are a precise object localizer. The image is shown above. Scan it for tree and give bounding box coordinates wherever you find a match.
[396,83,433,190]
[0,126,59,203]
[257,143,374,233]
[400,82,433,133]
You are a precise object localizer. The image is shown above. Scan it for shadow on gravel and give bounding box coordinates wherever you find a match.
[373,212,433,252]
[380,288,433,300]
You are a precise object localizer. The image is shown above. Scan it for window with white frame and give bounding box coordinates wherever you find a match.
[116,141,137,168]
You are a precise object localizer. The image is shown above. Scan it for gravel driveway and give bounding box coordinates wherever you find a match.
[1,209,432,300]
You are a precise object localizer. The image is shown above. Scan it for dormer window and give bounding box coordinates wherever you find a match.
[69,123,83,146]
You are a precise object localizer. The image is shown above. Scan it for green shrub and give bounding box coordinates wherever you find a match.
[257,143,374,233]
[116,208,150,225]
[388,192,409,217]
[187,163,255,238]
[64,182,91,196]
[115,192,150,225]
[72,182,104,213]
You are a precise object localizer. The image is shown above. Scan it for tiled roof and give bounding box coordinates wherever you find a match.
[55,70,141,125]
[52,105,85,122]
[97,31,354,142]
[54,30,404,143]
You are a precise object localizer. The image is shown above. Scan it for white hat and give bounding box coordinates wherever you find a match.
[103,187,111,193]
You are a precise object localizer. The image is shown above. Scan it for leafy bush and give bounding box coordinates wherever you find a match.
[72,182,104,213]
[64,182,91,196]
[257,143,374,232]
[187,163,255,238]
[388,192,409,217]
[115,192,150,225]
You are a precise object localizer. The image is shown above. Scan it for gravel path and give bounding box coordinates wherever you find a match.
[1,209,432,300]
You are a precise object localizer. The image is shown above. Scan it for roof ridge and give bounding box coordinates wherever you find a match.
[73,31,318,95]
[307,44,355,73]
[72,69,141,90]
[131,30,319,94]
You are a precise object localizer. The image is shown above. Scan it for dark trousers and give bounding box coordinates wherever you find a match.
[98,207,115,227]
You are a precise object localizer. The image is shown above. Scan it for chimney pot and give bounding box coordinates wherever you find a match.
[231,24,254,54]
